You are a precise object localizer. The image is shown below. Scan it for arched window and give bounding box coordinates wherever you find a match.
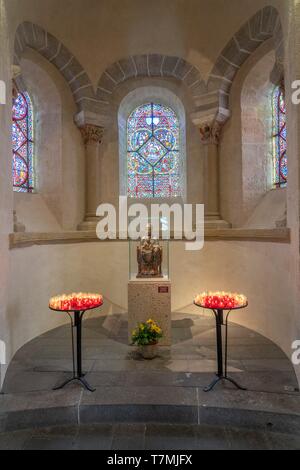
[127,102,182,198]
[272,84,287,187]
[12,91,34,192]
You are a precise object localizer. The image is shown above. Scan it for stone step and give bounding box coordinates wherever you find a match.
[1,385,300,435]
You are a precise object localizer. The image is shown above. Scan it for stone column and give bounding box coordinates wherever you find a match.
[79,124,104,229]
[199,122,222,221]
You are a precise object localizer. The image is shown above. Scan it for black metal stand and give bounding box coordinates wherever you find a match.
[53,310,95,392]
[203,309,247,393]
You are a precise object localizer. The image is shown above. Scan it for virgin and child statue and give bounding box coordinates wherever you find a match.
[137,224,163,278]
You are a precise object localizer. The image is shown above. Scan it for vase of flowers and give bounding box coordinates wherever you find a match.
[132,319,163,359]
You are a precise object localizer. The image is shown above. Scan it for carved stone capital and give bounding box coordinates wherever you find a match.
[199,121,222,145]
[80,124,104,146]
[191,106,228,145]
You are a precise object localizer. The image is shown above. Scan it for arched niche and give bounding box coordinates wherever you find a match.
[220,40,286,228]
[14,48,85,231]
[240,48,287,228]
[96,77,203,211]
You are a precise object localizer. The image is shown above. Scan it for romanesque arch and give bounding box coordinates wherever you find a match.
[96,54,206,113]
[13,21,93,112]
[208,5,284,119]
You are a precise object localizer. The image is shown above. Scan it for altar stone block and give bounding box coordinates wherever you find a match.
[128,278,171,346]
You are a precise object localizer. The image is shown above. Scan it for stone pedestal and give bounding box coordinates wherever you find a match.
[128,278,171,346]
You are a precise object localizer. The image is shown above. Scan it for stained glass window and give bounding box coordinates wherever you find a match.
[127,103,182,198]
[12,91,34,192]
[272,85,287,187]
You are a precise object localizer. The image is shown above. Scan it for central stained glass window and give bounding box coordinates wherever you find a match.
[12,91,34,192]
[127,103,181,198]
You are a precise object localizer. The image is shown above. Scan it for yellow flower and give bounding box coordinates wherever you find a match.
[147,319,154,324]
[150,324,162,334]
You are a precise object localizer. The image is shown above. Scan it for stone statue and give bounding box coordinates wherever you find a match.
[137,224,163,278]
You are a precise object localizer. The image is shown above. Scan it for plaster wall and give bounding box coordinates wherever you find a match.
[241,49,275,219]
[7,239,299,385]
[4,0,288,87]
[244,188,286,229]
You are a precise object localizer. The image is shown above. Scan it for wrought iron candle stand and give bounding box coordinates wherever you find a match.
[194,301,248,392]
[50,305,102,392]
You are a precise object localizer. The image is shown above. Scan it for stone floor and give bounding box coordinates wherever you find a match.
[3,312,299,394]
[0,423,300,450]
[1,312,300,448]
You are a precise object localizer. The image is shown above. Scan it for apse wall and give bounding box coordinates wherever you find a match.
[2,0,299,392]
[6,238,300,385]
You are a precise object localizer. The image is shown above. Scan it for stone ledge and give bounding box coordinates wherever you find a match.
[9,228,291,249]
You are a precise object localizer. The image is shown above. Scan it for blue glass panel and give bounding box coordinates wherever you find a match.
[127,102,181,198]
[273,85,287,187]
[12,92,34,192]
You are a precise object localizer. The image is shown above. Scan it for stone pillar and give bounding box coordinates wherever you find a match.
[77,123,104,230]
[75,110,108,230]
[80,124,104,219]
[191,104,230,227]
[199,122,221,221]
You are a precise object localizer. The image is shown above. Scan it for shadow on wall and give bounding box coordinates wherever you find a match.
[0,340,6,388]
[243,188,287,229]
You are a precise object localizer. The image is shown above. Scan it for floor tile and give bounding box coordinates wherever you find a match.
[225,427,270,450]
[0,430,33,450]
[75,424,113,450]
[111,424,145,450]
[145,424,197,450]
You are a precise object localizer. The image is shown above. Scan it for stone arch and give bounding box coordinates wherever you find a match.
[14,21,93,112]
[97,54,206,110]
[208,6,284,118]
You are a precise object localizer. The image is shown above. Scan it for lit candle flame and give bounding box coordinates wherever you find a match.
[194,291,247,309]
[49,293,103,311]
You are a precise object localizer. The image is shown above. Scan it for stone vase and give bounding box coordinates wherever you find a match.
[139,343,158,360]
